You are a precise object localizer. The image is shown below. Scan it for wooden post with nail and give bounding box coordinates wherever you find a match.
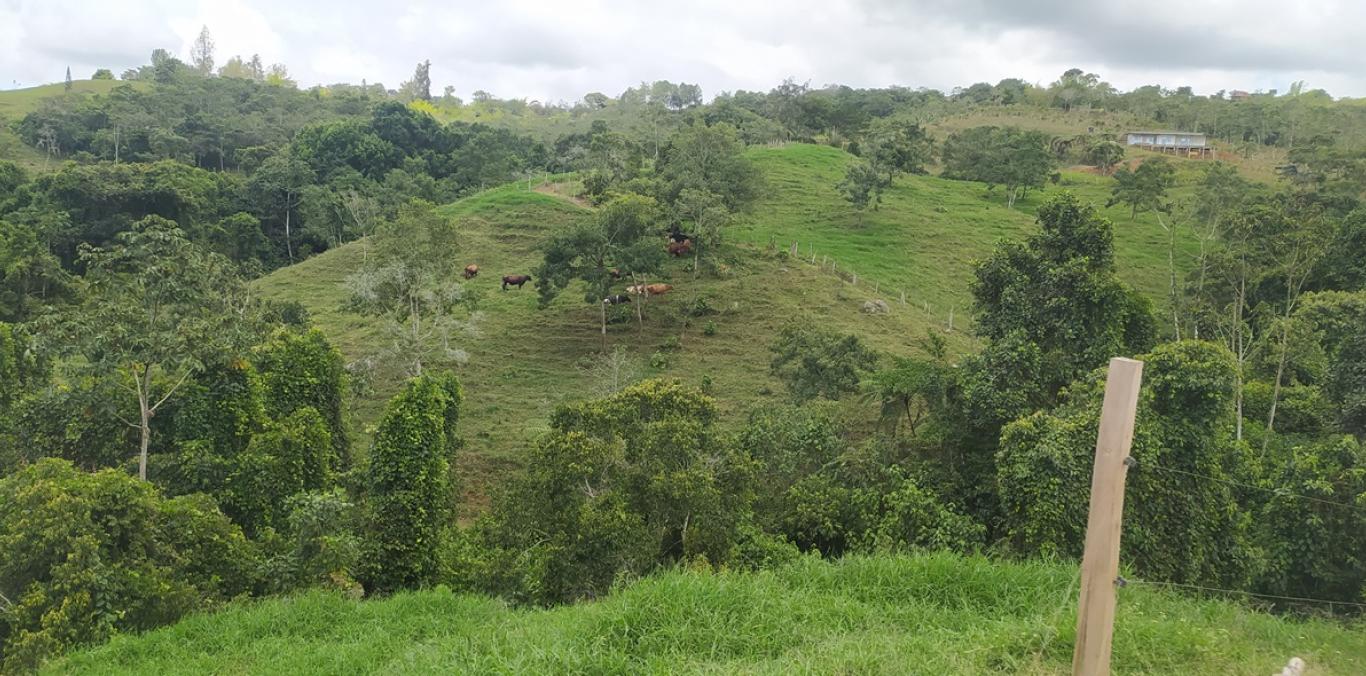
[1073,357,1144,676]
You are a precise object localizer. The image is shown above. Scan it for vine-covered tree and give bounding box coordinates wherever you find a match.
[364,371,462,592]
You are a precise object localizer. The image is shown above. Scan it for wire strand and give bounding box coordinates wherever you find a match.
[1138,461,1366,514]
[1125,578,1366,610]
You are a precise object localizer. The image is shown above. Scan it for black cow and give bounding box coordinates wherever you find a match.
[602,294,632,305]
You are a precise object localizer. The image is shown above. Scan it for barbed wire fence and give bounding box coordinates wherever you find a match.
[771,236,963,333]
[1118,457,1366,615]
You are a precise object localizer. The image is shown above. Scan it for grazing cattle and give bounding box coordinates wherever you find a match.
[668,229,694,243]
[667,239,693,257]
[628,283,674,296]
[608,267,623,280]
[463,264,479,279]
[602,294,632,305]
[501,274,532,290]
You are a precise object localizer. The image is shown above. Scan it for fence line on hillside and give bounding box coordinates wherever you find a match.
[769,236,962,333]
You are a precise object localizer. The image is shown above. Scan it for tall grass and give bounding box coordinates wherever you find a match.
[51,553,1365,675]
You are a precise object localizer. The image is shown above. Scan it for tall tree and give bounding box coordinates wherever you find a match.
[536,192,663,319]
[941,126,1054,208]
[1108,157,1176,220]
[344,200,474,376]
[971,192,1156,397]
[400,60,432,101]
[249,150,315,263]
[42,218,249,480]
[191,26,215,75]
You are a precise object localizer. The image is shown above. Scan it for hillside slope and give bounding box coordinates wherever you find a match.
[255,143,1215,502]
[0,80,136,169]
[254,179,959,506]
[50,552,1365,675]
[733,143,1205,320]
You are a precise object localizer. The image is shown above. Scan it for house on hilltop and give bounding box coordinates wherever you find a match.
[1123,130,1212,158]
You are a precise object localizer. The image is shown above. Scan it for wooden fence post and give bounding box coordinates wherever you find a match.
[1072,357,1145,676]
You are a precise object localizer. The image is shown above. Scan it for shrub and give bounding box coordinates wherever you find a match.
[363,371,462,593]
[769,324,878,402]
[0,459,261,672]
[997,341,1257,587]
[253,328,350,471]
[465,380,753,605]
[703,320,717,336]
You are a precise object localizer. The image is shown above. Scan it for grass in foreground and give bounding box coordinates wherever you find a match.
[50,552,1366,675]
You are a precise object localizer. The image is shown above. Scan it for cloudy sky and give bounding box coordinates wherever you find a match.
[3,0,1364,100]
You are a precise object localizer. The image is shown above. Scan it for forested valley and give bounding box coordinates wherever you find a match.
[2,37,1366,673]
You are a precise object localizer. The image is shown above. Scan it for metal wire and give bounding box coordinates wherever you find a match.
[1137,460,1366,514]
[1125,578,1366,610]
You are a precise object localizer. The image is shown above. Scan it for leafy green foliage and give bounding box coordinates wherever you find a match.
[941,126,1055,208]
[998,341,1257,586]
[252,328,350,471]
[364,371,463,593]
[972,192,1156,397]
[656,122,763,212]
[42,218,253,480]
[536,192,664,306]
[0,459,260,672]
[345,200,474,376]
[837,160,889,223]
[1108,157,1176,220]
[769,324,878,402]
[462,380,752,605]
[1255,435,1366,603]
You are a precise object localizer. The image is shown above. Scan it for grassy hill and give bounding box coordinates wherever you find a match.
[254,143,1222,505]
[0,79,135,169]
[48,552,1366,675]
[255,177,964,508]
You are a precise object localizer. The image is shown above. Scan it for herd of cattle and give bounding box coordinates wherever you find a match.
[461,229,693,301]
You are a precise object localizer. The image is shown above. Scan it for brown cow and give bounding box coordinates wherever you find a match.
[667,240,693,257]
[608,267,623,280]
[628,283,673,296]
[463,264,479,279]
[502,274,532,290]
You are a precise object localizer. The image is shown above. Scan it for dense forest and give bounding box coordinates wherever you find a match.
[3,35,1366,672]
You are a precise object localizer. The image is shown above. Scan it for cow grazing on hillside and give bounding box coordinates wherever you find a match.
[602,294,632,305]
[608,267,623,280]
[667,240,692,257]
[628,283,673,296]
[463,264,479,279]
[502,274,532,290]
[668,229,694,243]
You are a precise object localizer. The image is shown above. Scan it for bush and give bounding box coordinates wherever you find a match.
[769,324,878,402]
[703,320,717,336]
[274,489,364,595]
[465,380,753,605]
[0,459,261,671]
[253,328,350,471]
[997,341,1257,587]
[363,371,462,593]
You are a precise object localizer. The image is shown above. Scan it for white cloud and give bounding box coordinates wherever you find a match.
[1,0,1362,99]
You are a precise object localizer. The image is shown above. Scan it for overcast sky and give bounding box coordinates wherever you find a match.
[3,0,1364,101]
